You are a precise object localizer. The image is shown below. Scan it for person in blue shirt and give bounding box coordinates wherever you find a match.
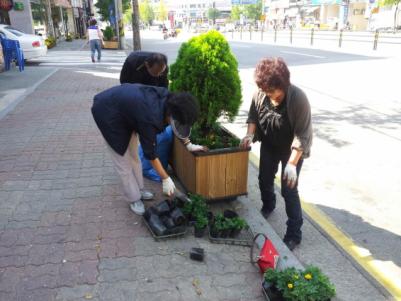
[92,84,199,215]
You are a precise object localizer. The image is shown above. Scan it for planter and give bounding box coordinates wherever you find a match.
[102,40,118,49]
[229,228,242,238]
[171,131,250,201]
[262,281,284,301]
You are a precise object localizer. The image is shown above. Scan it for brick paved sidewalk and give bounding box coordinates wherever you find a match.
[0,70,263,301]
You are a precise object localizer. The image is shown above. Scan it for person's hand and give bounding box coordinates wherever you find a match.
[186,143,208,152]
[283,163,297,188]
[240,134,254,149]
[162,177,176,196]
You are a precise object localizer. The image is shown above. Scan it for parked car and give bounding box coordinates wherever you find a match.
[0,24,47,60]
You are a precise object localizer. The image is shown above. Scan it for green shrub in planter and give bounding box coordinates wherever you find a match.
[103,26,115,41]
[169,30,242,149]
[65,33,73,42]
[45,36,56,48]
[264,266,336,301]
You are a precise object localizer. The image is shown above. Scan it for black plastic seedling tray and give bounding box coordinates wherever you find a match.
[143,217,187,241]
[208,226,254,246]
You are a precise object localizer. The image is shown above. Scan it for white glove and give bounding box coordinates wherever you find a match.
[240,134,254,149]
[162,177,176,196]
[283,163,297,188]
[186,142,204,152]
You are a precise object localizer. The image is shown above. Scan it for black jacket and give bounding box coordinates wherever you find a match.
[120,51,169,87]
[92,84,169,160]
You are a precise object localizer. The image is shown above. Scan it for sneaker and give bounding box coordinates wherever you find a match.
[141,190,154,201]
[91,57,95,63]
[130,200,145,215]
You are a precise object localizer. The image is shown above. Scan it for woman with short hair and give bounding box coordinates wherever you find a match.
[240,57,313,250]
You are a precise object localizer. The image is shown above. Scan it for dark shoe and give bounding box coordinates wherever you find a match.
[91,57,95,63]
[260,207,273,219]
[283,238,301,251]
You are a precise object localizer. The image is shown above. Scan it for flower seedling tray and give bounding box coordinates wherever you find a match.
[262,281,284,301]
[208,226,254,246]
[143,217,188,241]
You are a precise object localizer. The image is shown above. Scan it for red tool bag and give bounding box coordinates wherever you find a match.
[250,233,280,273]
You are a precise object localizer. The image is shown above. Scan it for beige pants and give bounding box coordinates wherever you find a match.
[107,133,144,202]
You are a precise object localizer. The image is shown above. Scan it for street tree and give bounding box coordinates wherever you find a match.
[95,0,130,22]
[243,0,263,24]
[156,0,168,22]
[132,0,141,50]
[380,0,400,32]
[231,5,243,21]
[139,0,155,25]
[208,7,220,25]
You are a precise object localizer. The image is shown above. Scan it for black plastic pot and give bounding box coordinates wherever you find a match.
[144,207,157,221]
[224,209,238,219]
[220,228,230,238]
[170,207,186,226]
[194,226,206,238]
[160,216,175,229]
[229,228,242,238]
[262,281,284,301]
[165,225,186,235]
[148,214,167,236]
[154,200,171,216]
[210,226,219,238]
[190,247,204,262]
[207,211,214,224]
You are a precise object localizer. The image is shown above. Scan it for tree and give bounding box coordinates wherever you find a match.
[208,7,220,25]
[156,0,168,22]
[230,5,243,21]
[170,30,242,147]
[139,0,155,25]
[123,4,132,25]
[380,0,400,32]
[95,0,131,22]
[243,0,263,23]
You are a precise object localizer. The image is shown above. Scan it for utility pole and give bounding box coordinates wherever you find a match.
[131,0,141,50]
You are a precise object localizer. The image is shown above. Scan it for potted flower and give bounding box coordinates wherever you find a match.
[102,26,118,49]
[170,30,250,201]
[194,215,208,238]
[229,217,247,237]
[263,266,336,301]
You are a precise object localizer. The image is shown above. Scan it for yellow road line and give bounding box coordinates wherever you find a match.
[249,152,401,300]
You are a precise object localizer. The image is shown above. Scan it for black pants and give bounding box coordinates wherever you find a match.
[259,141,304,242]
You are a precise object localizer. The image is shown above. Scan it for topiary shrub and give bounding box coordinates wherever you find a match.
[45,36,56,48]
[169,30,242,149]
[103,26,115,41]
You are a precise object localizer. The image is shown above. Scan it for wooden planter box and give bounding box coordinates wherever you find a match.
[172,135,250,201]
[102,41,118,49]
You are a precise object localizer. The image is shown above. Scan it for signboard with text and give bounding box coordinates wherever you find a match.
[231,0,258,5]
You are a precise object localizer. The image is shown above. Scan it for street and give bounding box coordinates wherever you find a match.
[0,30,400,300]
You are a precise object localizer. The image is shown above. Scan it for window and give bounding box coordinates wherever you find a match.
[190,4,196,8]
[353,9,365,15]
[4,26,24,37]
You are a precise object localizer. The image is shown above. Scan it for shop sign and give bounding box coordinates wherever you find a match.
[14,1,23,10]
[0,0,13,11]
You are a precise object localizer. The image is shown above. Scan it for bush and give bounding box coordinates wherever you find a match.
[264,266,336,301]
[45,36,56,48]
[65,33,73,42]
[103,26,115,41]
[169,30,242,149]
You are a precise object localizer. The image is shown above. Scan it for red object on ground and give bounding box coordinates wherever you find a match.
[251,233,280,273]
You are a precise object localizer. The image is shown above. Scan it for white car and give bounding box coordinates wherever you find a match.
[0,24,47,60]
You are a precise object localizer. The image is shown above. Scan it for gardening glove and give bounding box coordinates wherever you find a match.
[240,134,254,149]
[162,176,176,196]
[186,142,208,152]
[283,162,297,189]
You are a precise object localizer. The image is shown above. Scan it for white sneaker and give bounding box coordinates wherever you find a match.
[141,190,154,201]
[130,200,145,215]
